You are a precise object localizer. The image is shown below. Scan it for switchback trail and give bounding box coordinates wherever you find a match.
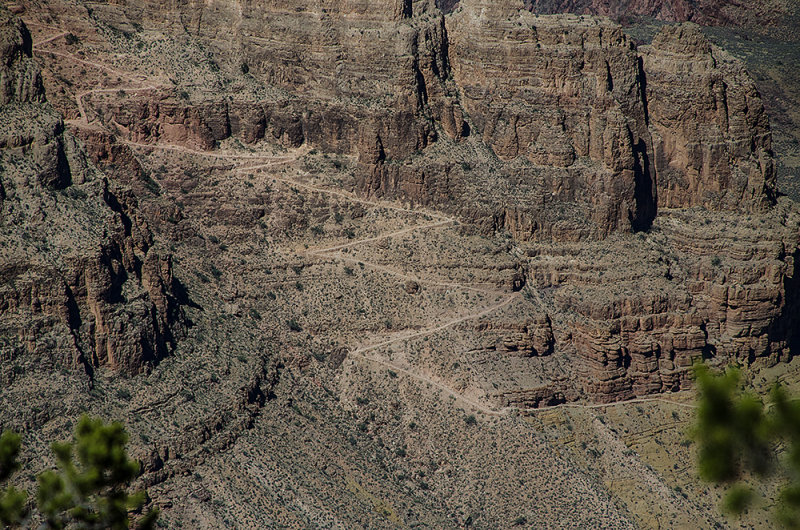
[31,31,68,47]
[32,35,695,419]
[351,293,520,357]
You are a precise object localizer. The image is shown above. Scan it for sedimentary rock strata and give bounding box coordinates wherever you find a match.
[641,23,776,210]
[0,9,183,381]
[38,0,796,402]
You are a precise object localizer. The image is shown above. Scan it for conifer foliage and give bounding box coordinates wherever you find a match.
[694,363,800,527]
[0,416,157,528]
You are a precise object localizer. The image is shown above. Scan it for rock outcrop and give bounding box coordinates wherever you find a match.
[641,23,776,210]
[0,12,43,105]
[521,204,800,402]
[13,0,800,406]
[447,5,656,236]
[0,10,184,383]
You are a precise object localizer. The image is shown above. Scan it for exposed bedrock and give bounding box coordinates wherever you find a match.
[523,205,800,403]
[641,23,777,210]
[91,2,776,239]
[447,3,657,236]
[0,12,184,382]
[520,0,790,27]
[17,2,800,404]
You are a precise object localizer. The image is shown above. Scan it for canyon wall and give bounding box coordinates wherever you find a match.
[8,0,799,404]
[0,9,184,383]
[523,0,789,27]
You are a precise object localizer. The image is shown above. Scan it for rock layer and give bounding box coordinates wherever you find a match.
[641,23,776,210]
[12,1,800,405]
[0,11,184,381]
[521,0,790,27]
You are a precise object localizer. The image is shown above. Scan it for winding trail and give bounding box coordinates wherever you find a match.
[351,293,520,356]
[349,352,507,416]
[129,141,292,161]
[236,162,453,221]
[32,42,162,125]
[305,219,455,255]
[526,395,696,414]
[29,30,697,418]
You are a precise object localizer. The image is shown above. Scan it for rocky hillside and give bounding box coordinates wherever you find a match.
[1,0,799,527]
[524,0,790,27]
[0,8,184,385]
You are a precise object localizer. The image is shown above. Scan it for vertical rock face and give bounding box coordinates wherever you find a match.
[12,0,799,407]
[447,3,656,235]
[0,11,44,105]
[106,0,452,160]
[0,12,184,383]
[90,0,776,238]
[641,23,776,210]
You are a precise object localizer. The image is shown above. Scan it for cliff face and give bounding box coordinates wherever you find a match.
[9,0,796,400]
[447,5,657,236]
[3,2,800,527]
[641,23,776,210]
[81,1,777,241]
[97,0,451,159]
[57,0,794,398]
[0,9,184,383]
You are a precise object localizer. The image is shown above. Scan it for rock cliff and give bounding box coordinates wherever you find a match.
[49,0,795,398]
[522,0,790,27]
[2,1,800,527]
[641,23,776,210]
[0,8,184,382]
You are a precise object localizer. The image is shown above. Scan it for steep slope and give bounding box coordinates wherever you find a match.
[1,1,800,528]
[524,0,791,27]
[0,8,184,384]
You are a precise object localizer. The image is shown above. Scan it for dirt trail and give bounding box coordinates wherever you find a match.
[344,295,519,416]
[32,35,694,418]
[524,396,696,414]
[351,293,520,356]
[130,141,291,161]
[242,161,452,221]
[32,45,160,125]
[32,31,68,47]
[306,220,455,255]
[310,251,498,295]
[349,352,506,416]
[34,48,148,82]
